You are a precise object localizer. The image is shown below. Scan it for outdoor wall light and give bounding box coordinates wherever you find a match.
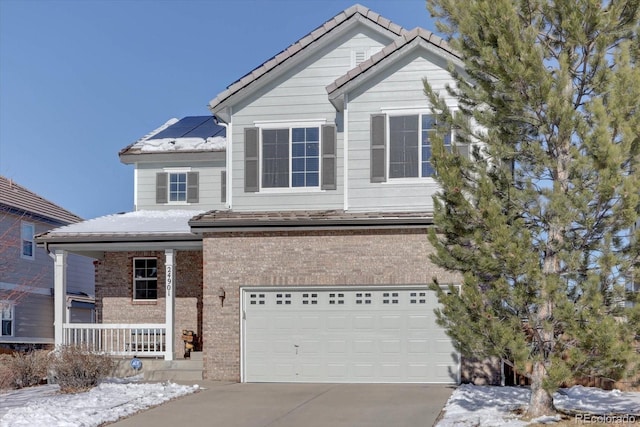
[218,287,226,307]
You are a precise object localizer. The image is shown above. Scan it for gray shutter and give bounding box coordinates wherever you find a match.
[457,143,470,159]
[321,124,337,190]
[245,127,259,192]
[370,114,386,182]
[156,173,168,204]
[187,172,199,203]
[221,170,226,203]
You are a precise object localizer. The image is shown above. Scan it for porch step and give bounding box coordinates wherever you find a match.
[142,358,204,382]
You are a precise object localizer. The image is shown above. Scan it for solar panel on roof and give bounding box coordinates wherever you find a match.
[149,116,226,140]
[183,118,225,138]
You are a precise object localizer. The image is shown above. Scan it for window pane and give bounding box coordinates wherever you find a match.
[421,115,452,177]
[262,129,289,188]
[169,173,187,202]
[305,127,319,141]
[22,240,33,257]
[291,127,319,188]
[1,320,11,336]
[306,173,319,187]
[292,128,306,142]
[134,259,157,300]
[389,115,419,178]
[306,142,318,156]
[292,172,305,187]
[21,223,34,258]
[292,142,305,157]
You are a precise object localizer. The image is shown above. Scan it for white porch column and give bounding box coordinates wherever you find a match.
[53,250,67,347]
[165,249,176,360]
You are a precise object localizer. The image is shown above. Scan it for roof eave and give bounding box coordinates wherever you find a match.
[189,217,434,233]
[327,34,465,108]
[119,150,226,164]
[37,233,202,253]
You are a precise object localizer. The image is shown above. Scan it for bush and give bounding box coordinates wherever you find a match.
[0,350,49,390]
[49,346,115,393]
[0,353,14,391]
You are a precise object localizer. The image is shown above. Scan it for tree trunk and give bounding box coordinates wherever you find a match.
[527,360,555,417]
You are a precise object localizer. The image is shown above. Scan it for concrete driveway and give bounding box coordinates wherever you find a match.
[109,382,454,427]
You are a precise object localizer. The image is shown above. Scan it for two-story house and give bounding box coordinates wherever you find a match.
[37,4,474,384]
[0,176,95,351]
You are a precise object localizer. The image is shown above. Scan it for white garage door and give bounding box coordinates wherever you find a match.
[242,287,458,383]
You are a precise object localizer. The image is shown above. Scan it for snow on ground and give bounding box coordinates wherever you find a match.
[436,384,640,426]
[2,379,639,427]
[0,376,198,427]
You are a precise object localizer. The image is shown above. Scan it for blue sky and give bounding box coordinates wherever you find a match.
[0,0,436,219]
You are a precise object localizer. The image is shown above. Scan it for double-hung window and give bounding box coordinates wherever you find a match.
[371,113,457,182]
[1,301,13,336]
[169,172,187,202]
[244,123,337,192]
[20,222,35,260]
[133,258,157,300]
[156,170,199,204]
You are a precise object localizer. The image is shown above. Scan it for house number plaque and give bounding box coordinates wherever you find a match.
[166,265,173,297]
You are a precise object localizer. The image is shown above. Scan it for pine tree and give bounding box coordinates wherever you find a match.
[423,0,640,417]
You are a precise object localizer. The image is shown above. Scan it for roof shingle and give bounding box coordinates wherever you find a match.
[0,176,83,224]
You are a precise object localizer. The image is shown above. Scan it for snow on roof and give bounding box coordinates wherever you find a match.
[43,210,202,236]
[120,116,226,155]
[134,135,226,152]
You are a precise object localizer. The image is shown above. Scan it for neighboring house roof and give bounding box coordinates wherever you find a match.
[190,210,434,232]
[119,116,226,158]
[326,27,461,109]
[208,4,407,118]
[36,210,201,244]
[0,175,83,225]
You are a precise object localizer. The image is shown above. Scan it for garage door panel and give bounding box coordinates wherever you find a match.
[327,315,349,329]
[243,288,458,383]
[380,339,401,354]
[353,315,375,330]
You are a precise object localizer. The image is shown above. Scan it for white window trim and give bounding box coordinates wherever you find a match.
[133,257,158,301]
[256,121,325,191]
[20,221,35,260]
[384,109,454,183]
[1,300,14,337]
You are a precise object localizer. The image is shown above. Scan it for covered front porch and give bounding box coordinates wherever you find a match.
[36,211,205,363]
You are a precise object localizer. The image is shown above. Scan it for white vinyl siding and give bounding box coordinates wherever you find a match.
[230,26,390,211]
[135,160,225,211]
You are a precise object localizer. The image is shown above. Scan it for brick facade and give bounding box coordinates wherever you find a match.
[201,228,461,381]
[94,250,203,356]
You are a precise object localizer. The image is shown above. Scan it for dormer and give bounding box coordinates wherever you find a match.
[119,116,227,212]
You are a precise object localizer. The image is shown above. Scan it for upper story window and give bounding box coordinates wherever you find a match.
[1,301,13,336]
[169,172,187,201]
[371,113,460,183]
[244,123,337,192]
[156,171,199,204]
[20,222,35,260]
[133,258,157,300]
[262,127,320,188]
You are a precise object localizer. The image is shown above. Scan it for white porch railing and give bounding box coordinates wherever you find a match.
[63,324,167,357]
